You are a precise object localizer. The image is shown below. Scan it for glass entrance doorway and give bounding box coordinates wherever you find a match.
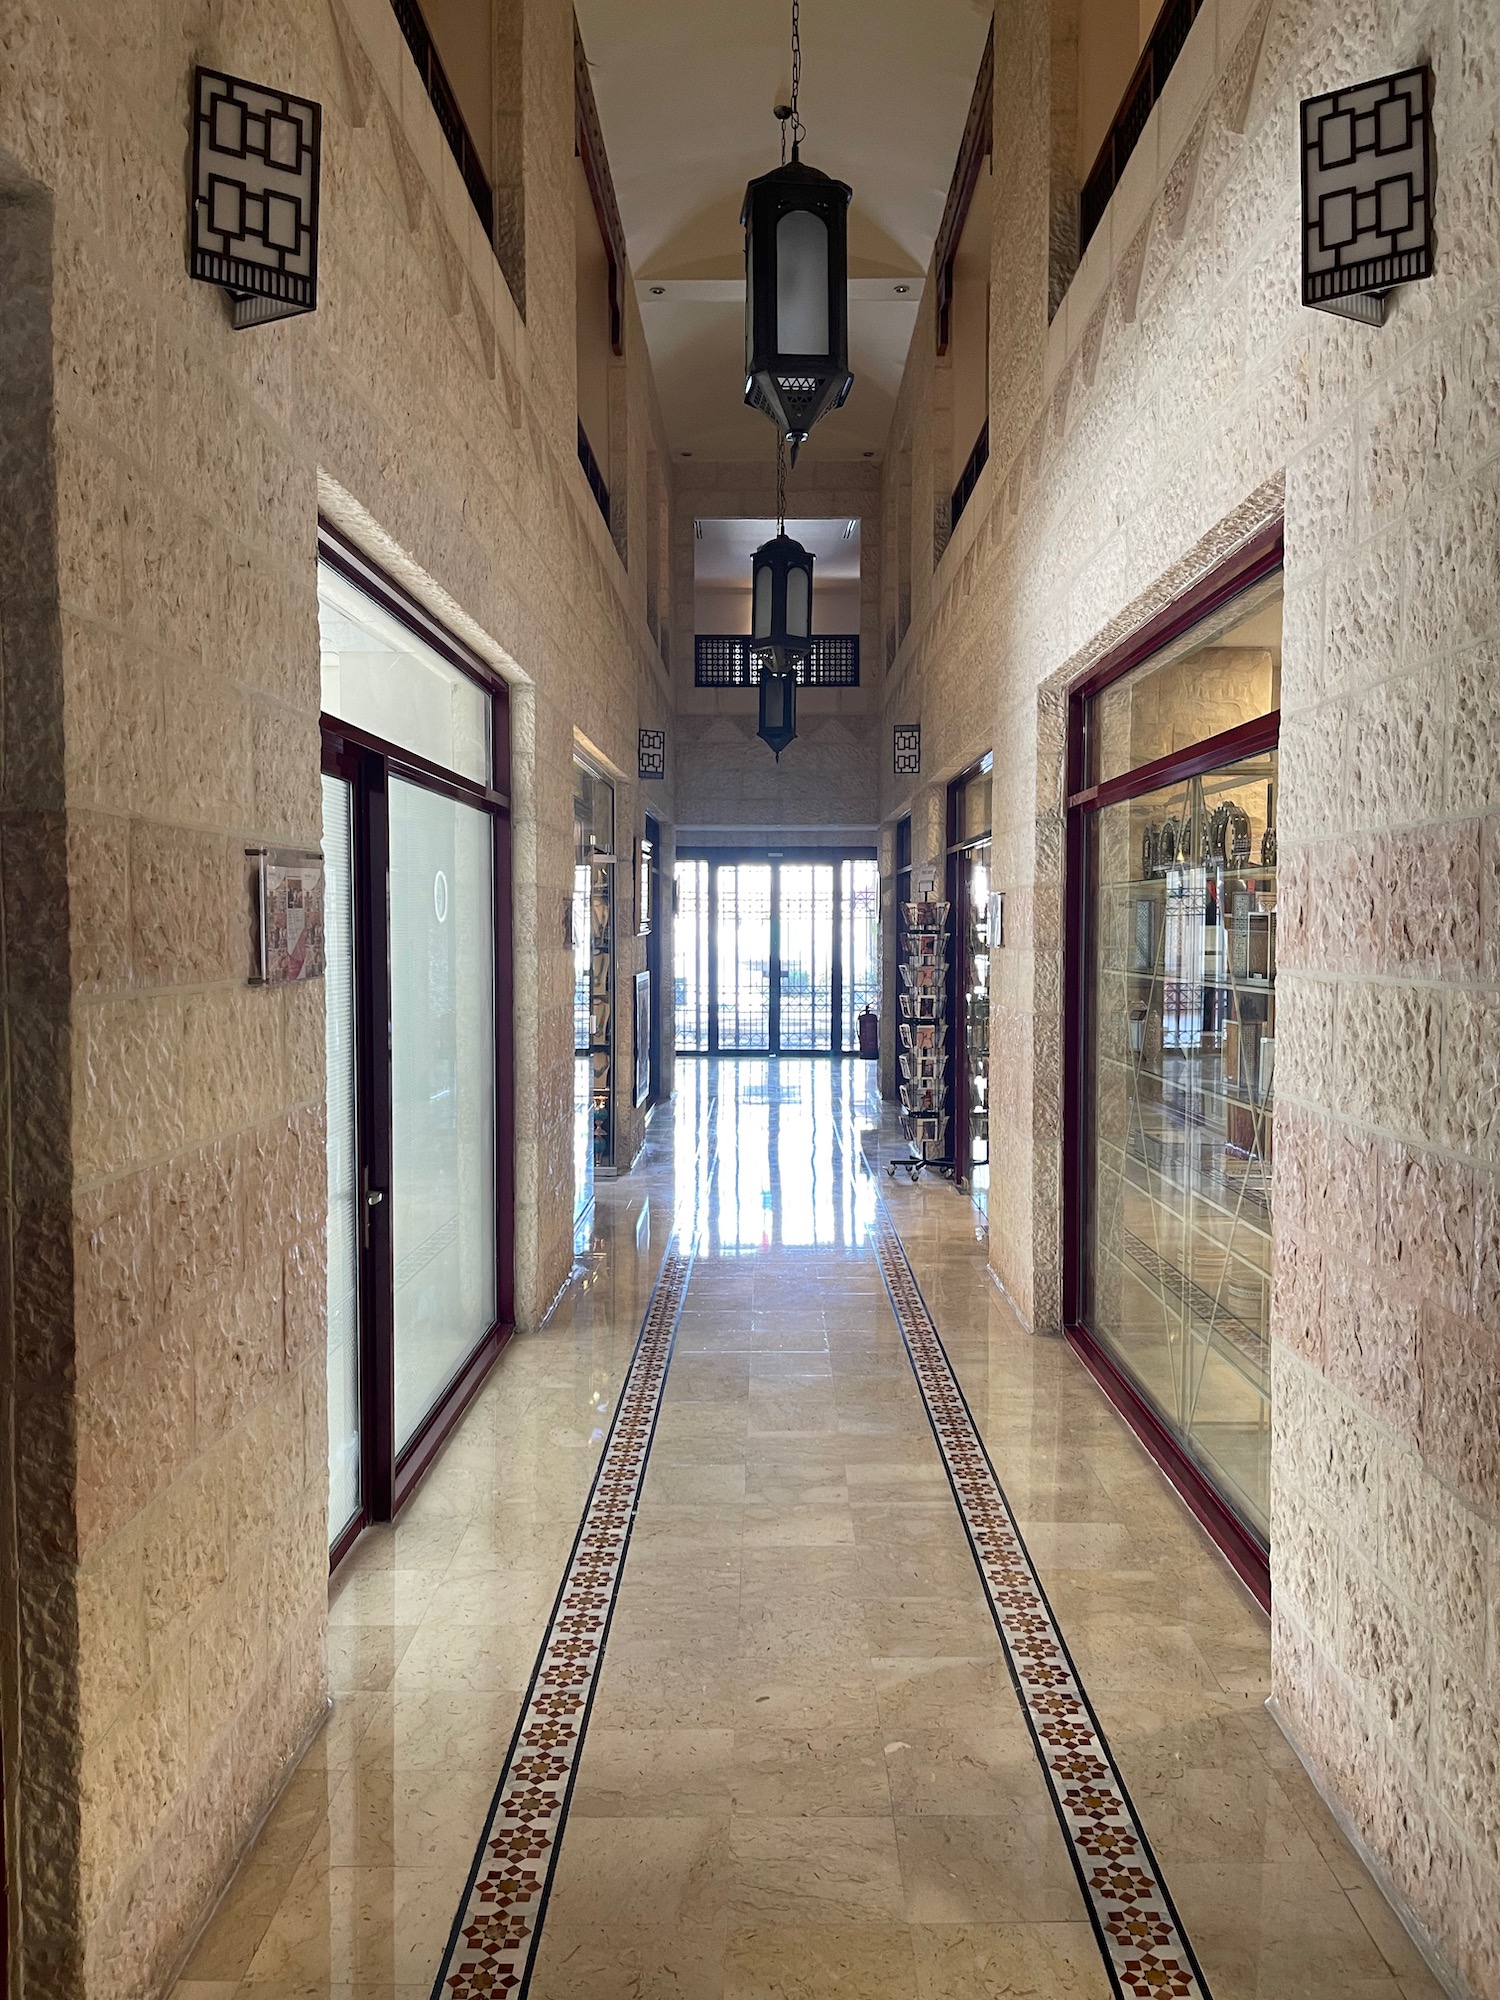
[318,533,514,1565]
[675,851,878,1056]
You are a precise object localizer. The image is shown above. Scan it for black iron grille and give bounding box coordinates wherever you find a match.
[577,421,610,528]
[1080,0,1204,254]
[391,0,496,242]
[695,635,860,687]
[949,420,989,534]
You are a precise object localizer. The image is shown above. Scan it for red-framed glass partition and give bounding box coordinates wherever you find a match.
[318,524,515,1570]
[1063,523,1283,1610]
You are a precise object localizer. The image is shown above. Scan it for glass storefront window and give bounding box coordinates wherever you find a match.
[319,564,491,784]
[1078,578,1281,1548]
[949,757,993,1213]
[1086,575,1282,787]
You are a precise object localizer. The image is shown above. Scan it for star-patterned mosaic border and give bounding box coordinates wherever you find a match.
[429,1231,697,1999]
[872,1201,1213,2000]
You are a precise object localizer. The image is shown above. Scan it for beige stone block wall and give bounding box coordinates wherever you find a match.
[875,0,1500,1985]
[0,0,676,1992]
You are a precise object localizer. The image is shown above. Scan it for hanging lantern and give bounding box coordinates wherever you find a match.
[751,530,814,669]
[757,665,798,761]
[742,0,853,457]
[743,156,853,453]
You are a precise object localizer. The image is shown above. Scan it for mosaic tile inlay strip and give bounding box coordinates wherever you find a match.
[873,1202,1214,2000]
[430,1231,696,1999]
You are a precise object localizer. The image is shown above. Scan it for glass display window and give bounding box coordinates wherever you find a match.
[948,755,993,1214]
[1065,530,1282,1597]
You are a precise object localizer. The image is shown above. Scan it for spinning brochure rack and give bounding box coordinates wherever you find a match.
[889,900,952,1182]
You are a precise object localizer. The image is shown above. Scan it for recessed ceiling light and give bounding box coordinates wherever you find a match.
[682,450,692,457]
[894,283,910,294]
[649,285,665,296]
[863,450,875,458]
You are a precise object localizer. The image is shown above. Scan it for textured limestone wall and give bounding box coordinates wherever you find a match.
[878,0,1500,1986]
[671,461,883,842]
[0,0,674,1991]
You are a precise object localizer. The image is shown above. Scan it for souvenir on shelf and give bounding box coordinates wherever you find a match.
[889,900,951,1182]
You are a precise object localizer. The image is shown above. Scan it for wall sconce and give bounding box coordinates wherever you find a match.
[1301,66,1432,326]
[638,728,665,779]
[190,67,322,328]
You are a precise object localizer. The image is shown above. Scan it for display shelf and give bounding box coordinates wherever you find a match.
[890,901,952,1182]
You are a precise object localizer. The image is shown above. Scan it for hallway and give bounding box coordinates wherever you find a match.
[177,1064,1439,2000]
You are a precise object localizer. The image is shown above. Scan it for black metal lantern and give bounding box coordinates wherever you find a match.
[741,0,853,455]
[751,531,814,669]
[757,665,798,761]
[743,156,853,451]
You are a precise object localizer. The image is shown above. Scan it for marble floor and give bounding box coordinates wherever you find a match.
[176,1059,1442,2000]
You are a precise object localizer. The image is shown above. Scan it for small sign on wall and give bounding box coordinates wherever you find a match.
[1300,66,1432,326]
[247,848,326,983]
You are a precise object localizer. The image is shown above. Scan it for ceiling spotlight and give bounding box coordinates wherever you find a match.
[894,283,910,294]
[649,284,665,295]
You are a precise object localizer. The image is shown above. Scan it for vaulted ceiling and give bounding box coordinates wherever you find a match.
[573,0,992,464]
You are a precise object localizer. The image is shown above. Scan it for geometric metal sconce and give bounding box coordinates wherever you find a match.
[893,724,921,777]
[638,728,666,780]
[1301,65,1432,327]
[190,68,322,328]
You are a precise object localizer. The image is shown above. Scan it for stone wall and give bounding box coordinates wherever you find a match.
[0,0,674,1990]
[874,0,1500,1988]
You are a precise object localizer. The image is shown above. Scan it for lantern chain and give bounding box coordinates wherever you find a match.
[780,0,806,162]
[777,433,787,535]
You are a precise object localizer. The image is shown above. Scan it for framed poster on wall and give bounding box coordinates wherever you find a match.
[634,970,651,1106]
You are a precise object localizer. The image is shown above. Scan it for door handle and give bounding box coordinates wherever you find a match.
[362,1170,385,1248]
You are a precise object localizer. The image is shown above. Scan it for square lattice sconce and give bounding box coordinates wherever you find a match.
[638,729,666,780]
[1301,66,1432,327]
[894,725,921,778]
[190,68,322,328]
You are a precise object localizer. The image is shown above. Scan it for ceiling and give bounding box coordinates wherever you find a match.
[574,0,993,464]
[694,517,861,584]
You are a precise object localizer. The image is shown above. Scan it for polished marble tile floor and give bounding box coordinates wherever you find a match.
[176,1060,1442,2000]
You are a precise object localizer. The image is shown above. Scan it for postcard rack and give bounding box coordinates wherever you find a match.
[889,899,952,1182]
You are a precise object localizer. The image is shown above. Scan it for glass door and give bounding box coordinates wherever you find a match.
[318,532,513,1562]
[673,857,710,1051]
[322,775,361,1545]
[677,852,879,1057]
[778,862,834,1051]
[716,863,773,1051]
[388,778,497,1453]
[839,857,880,1050]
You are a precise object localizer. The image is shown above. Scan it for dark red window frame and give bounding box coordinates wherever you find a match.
[1061,519,1283,1614]
[318,523,516,1574]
